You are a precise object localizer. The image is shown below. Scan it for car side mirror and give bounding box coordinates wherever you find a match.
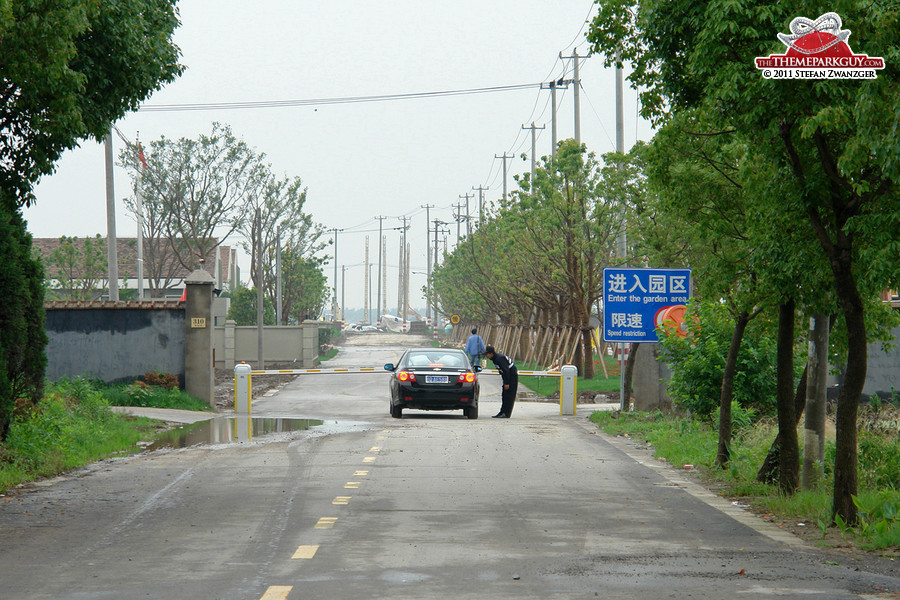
[384,363,394,371]
[474,365,483,372]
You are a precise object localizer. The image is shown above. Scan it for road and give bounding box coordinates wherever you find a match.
[0,334,898,599]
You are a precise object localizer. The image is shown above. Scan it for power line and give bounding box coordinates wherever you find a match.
[139,83,543,112]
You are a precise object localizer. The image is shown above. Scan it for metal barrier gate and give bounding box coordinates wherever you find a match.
[233,363,577,416]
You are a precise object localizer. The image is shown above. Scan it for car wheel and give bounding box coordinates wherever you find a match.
[465,404,478,419]
[391,404,402,419]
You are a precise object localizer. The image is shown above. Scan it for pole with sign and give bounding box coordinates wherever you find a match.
[602,268,692,409]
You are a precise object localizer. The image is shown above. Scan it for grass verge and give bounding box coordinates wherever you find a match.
[589,409,900,553]
[0,377,212,494]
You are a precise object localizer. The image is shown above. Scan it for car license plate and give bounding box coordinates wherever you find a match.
[425,375,449,384]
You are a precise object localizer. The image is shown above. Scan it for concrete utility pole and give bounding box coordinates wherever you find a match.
[341,265,346,321]
[421,204,434,325]
[472,185,487,222]
[382,237,387,317]
[364,236,370,323]
[276,225,282,324]
[331,228,341,321]
[541,78,570,159]
[104,131,119,301]
[134,136,144,300]
[494,152,514,201]
[454,201,463,242]
[375,216,387,321]
[522,122,545,178]
[256,209,264,370]
[459,192,474,237]
[560,49,583,144]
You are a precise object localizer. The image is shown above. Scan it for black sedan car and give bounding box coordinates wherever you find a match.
[384,349,481,419]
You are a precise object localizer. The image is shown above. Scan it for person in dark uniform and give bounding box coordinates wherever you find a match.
[485,345,517,418]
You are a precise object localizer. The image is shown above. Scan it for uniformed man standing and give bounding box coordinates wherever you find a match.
[485,345,517,418]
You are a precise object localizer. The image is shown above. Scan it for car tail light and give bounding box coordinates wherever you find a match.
[398,371,416,382]
[458,372,476,383]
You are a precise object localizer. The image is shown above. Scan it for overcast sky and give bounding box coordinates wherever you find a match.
[26,0,653,316]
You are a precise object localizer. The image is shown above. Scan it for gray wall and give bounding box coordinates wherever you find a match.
[862,324,900,401]
[45,306,185,385]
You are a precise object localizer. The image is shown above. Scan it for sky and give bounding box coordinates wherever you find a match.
[25,0,654,316]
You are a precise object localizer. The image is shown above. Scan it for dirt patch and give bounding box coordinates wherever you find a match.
[214,364,299,410]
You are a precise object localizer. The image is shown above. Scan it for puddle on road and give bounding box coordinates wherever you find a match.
[146,417,324,451]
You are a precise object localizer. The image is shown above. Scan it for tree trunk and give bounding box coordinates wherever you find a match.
[756,364,807,484]
[775,300,799,494]
[622,342,639,411]
[582,327,595,380]
[716,311,750,467]
[832,269,865,526]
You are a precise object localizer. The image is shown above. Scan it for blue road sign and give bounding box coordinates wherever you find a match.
[602,268,692,343]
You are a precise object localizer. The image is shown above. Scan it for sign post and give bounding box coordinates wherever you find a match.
[603,268,692,409]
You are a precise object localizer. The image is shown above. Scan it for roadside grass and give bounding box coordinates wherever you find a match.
[517,356,622,396]
[589,409,900,552]
[320,347,339,361]
[0,377,217,493]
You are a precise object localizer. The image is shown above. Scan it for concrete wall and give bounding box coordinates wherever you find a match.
[632,343,673,412]
[213,323,321,369]
[44,304,185,385]
[862,324,900,401]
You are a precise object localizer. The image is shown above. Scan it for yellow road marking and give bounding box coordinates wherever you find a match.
[344,482,360,489]
[314,517,338,529]
[354,470,369,476]
[369,446,382,452]
[332,496,351,505]
[292,545,319,559]
[260,586,292,600]
[363,456,376,463]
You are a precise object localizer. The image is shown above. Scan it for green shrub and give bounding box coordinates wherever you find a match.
[657,299,802,418]
[142,371,179,390]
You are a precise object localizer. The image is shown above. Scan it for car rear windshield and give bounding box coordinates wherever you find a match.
[407,352,466,368]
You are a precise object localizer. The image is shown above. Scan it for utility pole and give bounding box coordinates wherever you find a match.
[459,192,474,237]
[331,228,340,322]
[521,122,545,178]
[134,136,145,300]
[421,204,434,325]
[104,131,119,301]
[615,45,627,411]
[494,152,514,201]
[341,265,346,322]
[397,216,409,318]
[382,237,387,318]
[375,216,387,322]
[541,78,571,158]
[560,49,583,144]
[276,225,282,324]
[364,236,370,323]
[472,185,487,222]
[454,201,463,242]
[256,208,264,370]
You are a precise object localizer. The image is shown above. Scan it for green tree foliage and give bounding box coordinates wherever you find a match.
[281,251,328,323]
[589,0,900,525]
[226,287,275,327]
[0,203,47,439]
[0,0,183,207]
[44,235,106,300]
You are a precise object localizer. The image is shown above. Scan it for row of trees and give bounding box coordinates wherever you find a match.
[0,0,183,439]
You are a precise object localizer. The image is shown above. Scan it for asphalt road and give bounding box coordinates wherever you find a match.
[1,334,898,599]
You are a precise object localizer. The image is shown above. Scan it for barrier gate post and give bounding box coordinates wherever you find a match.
[560,364,577,415]
[234,362,252,414]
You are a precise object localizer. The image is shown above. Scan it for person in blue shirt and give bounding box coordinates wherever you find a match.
[464,328,486,368]
[485,345,518,418]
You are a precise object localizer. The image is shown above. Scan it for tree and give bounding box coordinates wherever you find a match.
[589,0,900,523]
[281,251,328,323]
[1,0,183,207]
[131,123,268,274]
[0,0,182,437]
[45,235,106,301]
[226,287,275,327]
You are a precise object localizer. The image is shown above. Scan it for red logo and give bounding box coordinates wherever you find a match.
[755,12,885,79]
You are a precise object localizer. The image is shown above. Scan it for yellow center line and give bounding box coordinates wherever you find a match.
[260,586,292,600]
[363,456,376,463]
[354,470,369,476]
[314,517,338,529]
[344,482,360,489]
[332,496,352,505]
[291,545,319,559]
[369,446,382,452]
